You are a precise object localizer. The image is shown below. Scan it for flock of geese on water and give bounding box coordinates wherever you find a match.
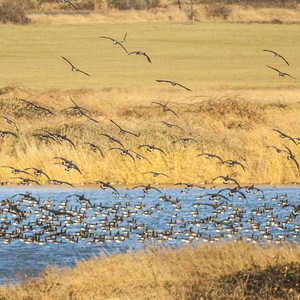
[0,184,300,246]
[0,3,299,247]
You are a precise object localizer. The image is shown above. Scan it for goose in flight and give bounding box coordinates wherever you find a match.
[61,56,90,77]
[110,119,139,137]
[48,179,75,188]
[272,129,297,145]
[109,147,136,162]
[263,49,289,66]
[96,181,120,195]
[222,160,246,171]
[1,166,32,176]
[62,98,98,122]
[156,79,191,91]
[85,142,104,157]
[0,116,19,131]
[266,65,294,79]
[142,171,169,177]
[100,36,128,53]
[152,102,179,118]
[138,144,167,156]
[24,167,50,180]
[19,98,53,115]
[0,130,19,139]
[283,145,300,172]
[212,175,240,187]
[159,121,184,132]
[131,184,162,195]
[99,133,125,148]
[196,153,224,164]
[128,51,151,63]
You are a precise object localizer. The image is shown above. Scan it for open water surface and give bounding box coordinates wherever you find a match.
[0,185,299,285]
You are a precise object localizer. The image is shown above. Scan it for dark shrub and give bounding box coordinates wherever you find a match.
[0,0,31,24]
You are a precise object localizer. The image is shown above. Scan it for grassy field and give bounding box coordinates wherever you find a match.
[0,241,299,299]
[0,22,300,186]
[1,22,300,91]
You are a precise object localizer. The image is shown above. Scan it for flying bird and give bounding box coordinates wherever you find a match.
[109,148,136,162]
[138,144,167,156]
[0,116,19,131]
[48,179,75,188]
[96,181,120,195]
[61,56,90,77]
[272,129,297,145]
[283,145,300,172]
[110,119,139,137]
[19,98,53,115]
[222,160,246,171]
[196,153,224,164]
[263,49,289,66]
[142,171,169,177]
[156,79,191,91]
[0,130,19,139]
[128,51,151,63]
[24,167,50,180]
[159,121,184,132]
[99,36,128,53]
[212,175,240,186]
[99,133,125,148]
[152,102,179,118]
[266,65,294,79]
[85,142,104,157]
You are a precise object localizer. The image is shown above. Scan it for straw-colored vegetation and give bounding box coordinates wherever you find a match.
[1,22,300,186]
[0,241,300,299]
[1,85,300,186]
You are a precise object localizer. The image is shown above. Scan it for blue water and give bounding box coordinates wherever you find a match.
[0,185,299,285]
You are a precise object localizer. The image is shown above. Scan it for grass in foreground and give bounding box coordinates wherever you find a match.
[0,241,300,299]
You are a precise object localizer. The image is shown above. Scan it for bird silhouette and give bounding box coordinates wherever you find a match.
[152,102,179,118]
[266,65,294,79]
[62,56,90,77]
[110,119,139,137]
[156,79,191,91]
[263,49,289,66]
[128,51,151,63]
[100,36,128,53]
[19,98,53,115]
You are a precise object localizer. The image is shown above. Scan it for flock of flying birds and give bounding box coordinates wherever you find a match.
[0,3,299,248]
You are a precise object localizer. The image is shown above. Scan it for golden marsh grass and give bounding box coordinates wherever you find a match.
[0,241,300,299]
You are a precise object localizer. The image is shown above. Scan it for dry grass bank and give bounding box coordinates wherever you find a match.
[0,241,300,299]
[0,86,300,186]
[27,5,300,25]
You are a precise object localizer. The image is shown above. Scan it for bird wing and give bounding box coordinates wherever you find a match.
[263,49,276,54]
[266,65,280,73]
[176,82,191,91]
[143,53,152,63]
[61,56,75,68]
[279,54,289,66]
[77,69,91,77]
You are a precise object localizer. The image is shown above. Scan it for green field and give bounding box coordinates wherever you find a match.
[1,22,300,91]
